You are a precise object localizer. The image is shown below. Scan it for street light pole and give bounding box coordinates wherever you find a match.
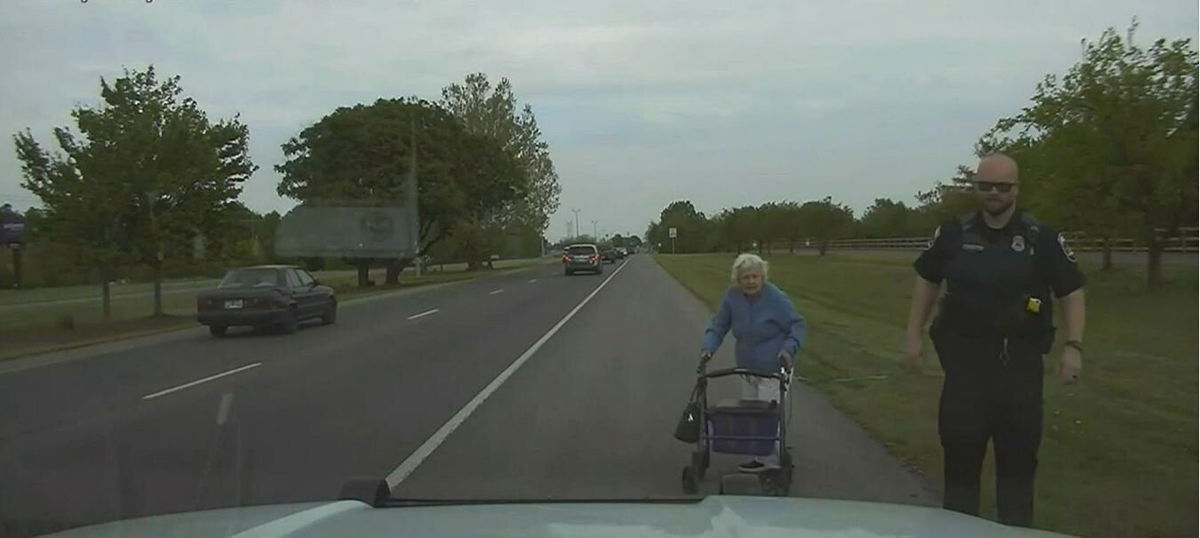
[571,209,580,238]
[592,220,598,240]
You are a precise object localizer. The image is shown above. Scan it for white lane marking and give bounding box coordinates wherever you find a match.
[528,279,537,283]
[216,392,234,425]
[142,363,262,400]
[406,308,439,320]
[488,289,504,295]
[386,258,630,487]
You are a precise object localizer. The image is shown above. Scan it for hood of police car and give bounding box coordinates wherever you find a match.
[44,496,1068,538]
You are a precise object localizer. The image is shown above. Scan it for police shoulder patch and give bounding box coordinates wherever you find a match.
[1058,233,1077,263]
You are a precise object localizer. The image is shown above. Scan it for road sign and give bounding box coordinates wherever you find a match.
[668,227,677,239]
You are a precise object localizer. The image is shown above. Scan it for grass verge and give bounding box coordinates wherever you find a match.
[656,252,1197,538]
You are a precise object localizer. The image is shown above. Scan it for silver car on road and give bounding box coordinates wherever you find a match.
[562,244,602,275]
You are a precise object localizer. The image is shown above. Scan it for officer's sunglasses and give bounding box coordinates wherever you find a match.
[974,181,1016,194]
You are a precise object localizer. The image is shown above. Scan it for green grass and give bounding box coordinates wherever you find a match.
[0,258,549,360]
[656,253,1197,538]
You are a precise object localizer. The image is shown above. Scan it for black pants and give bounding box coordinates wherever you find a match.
[933,332,1044,527]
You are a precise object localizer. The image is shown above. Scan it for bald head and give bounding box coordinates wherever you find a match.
[975,153,1019,183]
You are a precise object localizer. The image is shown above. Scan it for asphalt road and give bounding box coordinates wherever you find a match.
[0,255,934,537]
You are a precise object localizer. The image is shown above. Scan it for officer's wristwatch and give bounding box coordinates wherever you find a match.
[1064,340,1084,354]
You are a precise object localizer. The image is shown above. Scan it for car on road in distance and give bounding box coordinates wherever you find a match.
[600,248,618,264]
[562,244,602,275]
[197,265,337,337]
[614,247,628,259]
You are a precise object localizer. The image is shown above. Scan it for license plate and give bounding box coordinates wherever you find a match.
[224,299,244,309]
[573,257,588,262]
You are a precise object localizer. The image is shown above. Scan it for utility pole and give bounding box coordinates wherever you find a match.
[591,220,598,240]
[243,217,261,260]
[10,245,21,288]
[571,209,581,238]
[410,117,421,279]
[147,190,164,317]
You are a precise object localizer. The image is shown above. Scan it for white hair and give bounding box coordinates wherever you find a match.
[730,253,769,284]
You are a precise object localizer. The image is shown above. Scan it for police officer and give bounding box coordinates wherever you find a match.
[904,153,1086,527]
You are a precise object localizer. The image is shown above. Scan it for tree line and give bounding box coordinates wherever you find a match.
[552,233,644,252]
[8,67,560,319]
[646,198,873,256]
[645,22,1197,287]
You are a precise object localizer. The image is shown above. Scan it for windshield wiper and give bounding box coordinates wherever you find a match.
[381,497,702,508]
[339,478,702,508]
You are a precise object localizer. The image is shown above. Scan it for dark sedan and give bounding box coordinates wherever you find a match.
[197,265,337,337]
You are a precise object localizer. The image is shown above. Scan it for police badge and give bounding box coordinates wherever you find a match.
[1011,235,1025,252]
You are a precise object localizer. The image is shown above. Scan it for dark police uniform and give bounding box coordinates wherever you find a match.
[913,209,1084,527]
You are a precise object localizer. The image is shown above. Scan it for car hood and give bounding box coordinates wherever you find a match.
[44,496,1069,537]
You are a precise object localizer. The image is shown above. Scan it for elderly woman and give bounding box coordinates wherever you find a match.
[700,253,806,472]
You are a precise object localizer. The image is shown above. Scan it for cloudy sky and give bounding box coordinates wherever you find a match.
[0,0,1195,240]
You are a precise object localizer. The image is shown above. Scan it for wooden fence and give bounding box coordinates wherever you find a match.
[821,228,1198,253]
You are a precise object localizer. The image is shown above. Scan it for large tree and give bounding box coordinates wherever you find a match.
[859,198,920,238]
[984,22,1197,286]
[713,206,756,253]
[646,200,710,254]
[798,197,855,256]
[441,73,561,268]
[440,128,528,269]
[277,98,526,284]
[775,201,806,253]
[751,202,786,255]
[15,66,254,317]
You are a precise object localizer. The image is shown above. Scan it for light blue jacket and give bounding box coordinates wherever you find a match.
[701,282,806,374]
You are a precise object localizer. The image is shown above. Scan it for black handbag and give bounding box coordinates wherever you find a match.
[673,382,703,443]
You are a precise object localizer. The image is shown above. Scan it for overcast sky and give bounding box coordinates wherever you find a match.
[1,0,1195,240]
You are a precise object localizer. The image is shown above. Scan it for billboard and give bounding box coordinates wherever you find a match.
[0,206,26,246]
[274,205,419,259]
